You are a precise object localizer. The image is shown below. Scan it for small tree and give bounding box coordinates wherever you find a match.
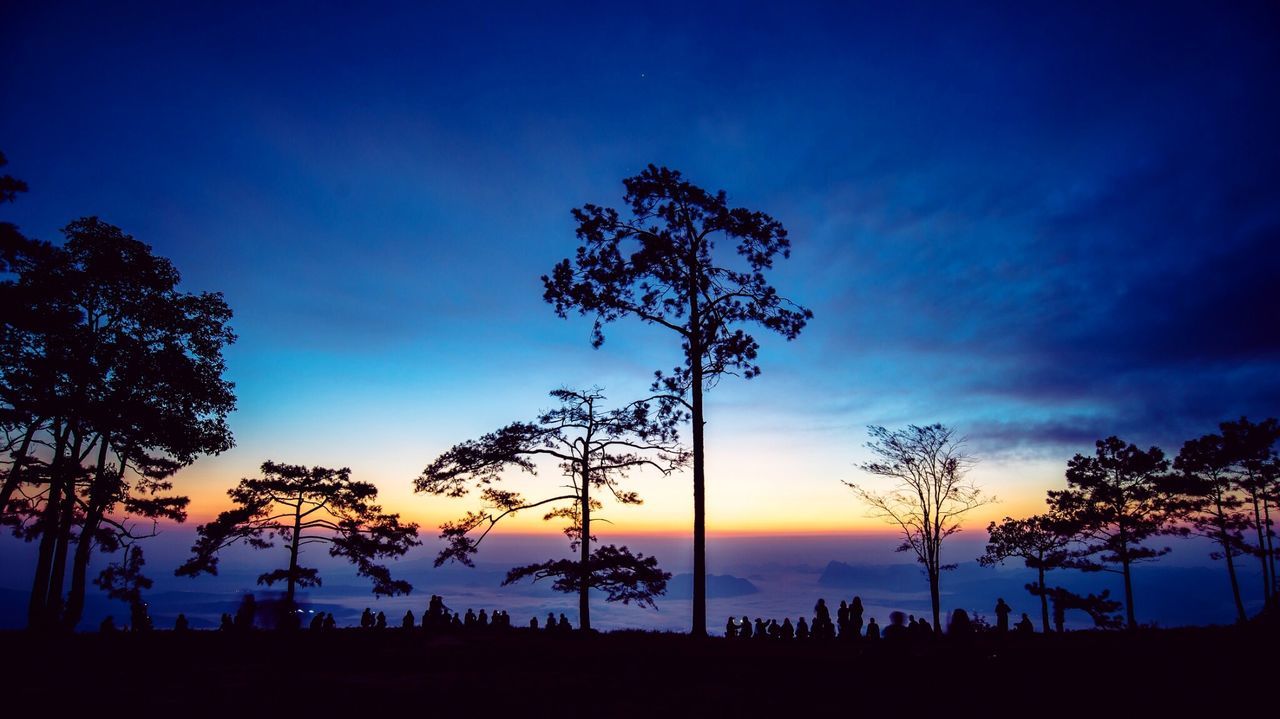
[416,388,685,629]
[1172,432,1252,623]
[845,423,992,634]
[94,543,153,631]
[979,513,1073,632]
[1048,437,1183,630]
[178,461,419,606]
[543,166,812,635]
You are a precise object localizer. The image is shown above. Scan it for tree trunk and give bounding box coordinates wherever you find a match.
[688,262,707,638]
[1223,536,1246,623]
[0,421,39,515]
[579,454,591,631]
[1250,492,1271,607]
[64,439,113,629]
[46,479,77,620]
[1037,566,1049,633]
[928,566,941,634]
[1263,497,1276,602]
[286,499,303,606]
[1121,557,1137,630]
[27,423,68,630]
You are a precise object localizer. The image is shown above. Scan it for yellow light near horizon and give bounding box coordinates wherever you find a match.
[173,436,1061,537]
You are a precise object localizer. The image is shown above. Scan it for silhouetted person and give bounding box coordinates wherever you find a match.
[849,596,864,637]
[948,608,972,638]
[796,617,809,640]
[913,617,933,641]
[403,610,415,629]
[837,600,849,637]
[768,619,781,639]
[360,607,374,629]
[375,611,387,629]
[995,598,1011,634]
[739,616,753,639]
[754,618,767,640]
[883,611,908,641]
[1015,613,1034,634]
[478,609,489,628]
[174,613,189,632]
[310,613,325,631]
[865,617,880,640]
[450,613,462,630]
[235,595,256,632]
[465,608,477,628]
[323,613,336,630]
[219,613,234,632]
[530,616,539,630]
[100,616,116,633]
[781,617,794,640]
[814,598,832,638]
[558,613,571,633]
[546,613,556,632]
[725,616,738,638]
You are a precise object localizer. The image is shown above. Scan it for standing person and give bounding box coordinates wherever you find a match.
[995,598,1012,634]
[849,596,864,638]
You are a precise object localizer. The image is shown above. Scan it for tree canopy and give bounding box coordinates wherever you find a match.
[417,387,684,626]
[178,461,420,604]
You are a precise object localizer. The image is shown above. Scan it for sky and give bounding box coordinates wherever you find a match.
[2,0,1279,556]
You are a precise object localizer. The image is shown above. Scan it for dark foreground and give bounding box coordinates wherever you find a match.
[3,624,1275,715]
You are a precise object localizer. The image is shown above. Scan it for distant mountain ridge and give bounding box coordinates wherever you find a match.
[665,574,758,599]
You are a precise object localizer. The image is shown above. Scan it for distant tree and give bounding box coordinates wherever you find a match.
[2,217,236,630]
[845,423,992,635]
[543,166,812,635]
[177,461,420,607]
[1171,432,1252,622]
[416,387,684,629]
[1047,437,1182,630]
[1220,417,1280,607]
[1031,585,1124,630]
[93,543,153,631]
[978,512,1074,632]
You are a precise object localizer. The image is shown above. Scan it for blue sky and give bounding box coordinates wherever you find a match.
[2,1,1278,537]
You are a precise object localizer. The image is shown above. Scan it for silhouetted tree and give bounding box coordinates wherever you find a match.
[1031,585,1124,630]
[93,542,152,631]
[417,388,684,629]
[0,151,26,205]
[1220,417,1280,607]
[845,423,992,634]
[2,217,236,630]
[543,166,812,635]
[979,512,1073,632]
[178,461,419,606]
[1172,432,1252,622]
[1047,437,1182,629]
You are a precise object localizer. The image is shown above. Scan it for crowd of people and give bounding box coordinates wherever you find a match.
[726,596,1038,641]
[99,591,1039,638]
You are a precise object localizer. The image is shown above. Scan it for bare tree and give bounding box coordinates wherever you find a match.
[844,423,992,634]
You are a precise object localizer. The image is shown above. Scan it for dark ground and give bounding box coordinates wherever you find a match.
[2,623,1275,715]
